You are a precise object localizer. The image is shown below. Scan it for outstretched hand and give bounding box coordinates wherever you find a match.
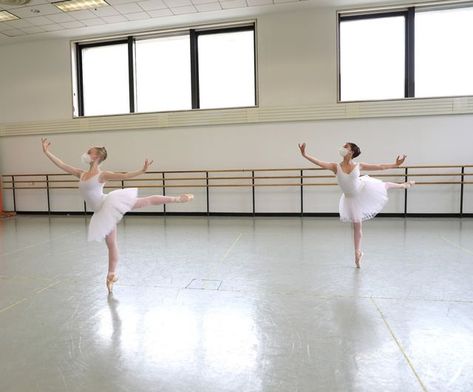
[142,159,154,172]
[298,143,306,156]
[395,155,407,166]
[41,138,51,153]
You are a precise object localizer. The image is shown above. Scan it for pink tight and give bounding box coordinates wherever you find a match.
[351,181,413,264]
[105,228,119,276]
[132,195,179,209]
[385,182,407,190]
[105,194,189,276]
[353,222,362,255]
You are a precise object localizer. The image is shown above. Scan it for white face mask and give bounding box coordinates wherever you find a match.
[81,153,92,165]
[339,147,350,157]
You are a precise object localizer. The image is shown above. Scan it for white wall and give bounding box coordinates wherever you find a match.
[1,6,472,214]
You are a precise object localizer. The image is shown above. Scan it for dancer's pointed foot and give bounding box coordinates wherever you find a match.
[355,251,363,268]
[403,180,415,189]
[176,194,194,203]
[106,273,118,294]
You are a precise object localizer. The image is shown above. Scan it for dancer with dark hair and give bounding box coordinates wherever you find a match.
[298,142,414,268]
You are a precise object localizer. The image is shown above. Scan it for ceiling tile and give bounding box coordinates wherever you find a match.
[1,18,33,29]
[195,2,221,11]
[125,11,150,20]
[114,3,143,13]
[3,8,31,18]
[102,14,128,23]
[191,0,217,4]
[147,8,172,17]
[12,4,62,18]
[42,24,64,31]
[67,10,98,20]
[137,0,167,11]
[92,6,121,17]
[21,25,45,34]
[46,12,76,23]
[28,15,55,26]
[61,20,86,29]
[81,17,105,26]
[220,0,247,9]
[2,28,26,37]
[106,0,139,5]
[171,5,196,14]
[247,0,272,5]
[163,0,192,7]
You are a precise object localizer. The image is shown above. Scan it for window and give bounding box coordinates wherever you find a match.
[135,35,192,113]
[74,24,256,117]
[197,29,256,109]
[338,4,473,101]
[339,15,405,101]
[80,42,130,116]
[415,7,473,98]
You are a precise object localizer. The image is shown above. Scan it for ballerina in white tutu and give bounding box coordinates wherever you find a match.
[298,142,414,268]
[41,138,193,292]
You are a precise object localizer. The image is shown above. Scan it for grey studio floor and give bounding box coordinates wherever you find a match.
[0,215,472,392]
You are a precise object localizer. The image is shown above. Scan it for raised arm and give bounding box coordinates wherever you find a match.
[101,159,154,181]
[298,143,337,173]
[41,138,83,178]
[359,155,407,171]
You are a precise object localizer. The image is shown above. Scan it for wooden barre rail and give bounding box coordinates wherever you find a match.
[2,172,473,185]
[2,181,473,191]
[2,163,473,177]
[1,164,471,216]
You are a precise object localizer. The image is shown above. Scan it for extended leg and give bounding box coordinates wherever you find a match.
[385,181,415,190]
[132,194,193,210]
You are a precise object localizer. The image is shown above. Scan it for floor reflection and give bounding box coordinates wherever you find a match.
[98,296,259,378]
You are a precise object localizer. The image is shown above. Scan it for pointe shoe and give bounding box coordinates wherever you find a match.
[355,251,363,269]
[106,274,118,294]
[404,180,415,189]
[177,194,194,203]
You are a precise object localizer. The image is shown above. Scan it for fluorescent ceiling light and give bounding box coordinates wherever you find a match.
[53,0,109,12]
[0,10,19,21]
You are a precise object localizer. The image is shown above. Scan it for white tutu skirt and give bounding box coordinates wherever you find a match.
[339,176,388,223]
[88,188,138,242]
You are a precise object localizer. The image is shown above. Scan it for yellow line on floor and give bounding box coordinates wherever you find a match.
[441,237,473,256]
[0,229,84,258]
[371,298,428,392]
[203,232,243,279]
[35,280,62,294]
[0,274,53,283]
[222,232,243,261]
[0,280,62,317]
[0,298,28,314]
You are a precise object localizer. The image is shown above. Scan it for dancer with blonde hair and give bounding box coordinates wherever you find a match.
[42,138,193,292]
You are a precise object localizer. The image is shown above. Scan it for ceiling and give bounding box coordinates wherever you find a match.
[0,0,435,43]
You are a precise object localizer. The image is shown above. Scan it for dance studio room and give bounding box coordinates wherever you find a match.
[0,0,472,390]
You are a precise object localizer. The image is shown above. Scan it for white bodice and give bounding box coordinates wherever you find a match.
[78,173,105,211]
[336,163,363,197]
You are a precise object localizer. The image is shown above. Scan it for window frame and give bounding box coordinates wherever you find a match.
[337,3,473,103]
[337,9,415,103]
[190,25,257,110]
[73,22,257,118]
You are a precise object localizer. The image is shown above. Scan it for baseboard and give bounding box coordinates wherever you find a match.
[12,211,473,218]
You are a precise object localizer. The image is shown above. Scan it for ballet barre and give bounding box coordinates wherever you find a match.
[1,164,472,217]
